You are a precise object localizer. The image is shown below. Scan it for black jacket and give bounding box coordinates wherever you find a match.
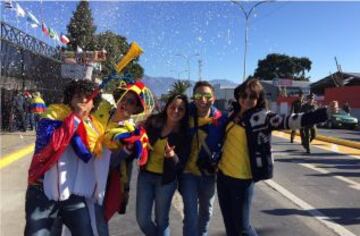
[144,115,191,185]
[238,107,328,182]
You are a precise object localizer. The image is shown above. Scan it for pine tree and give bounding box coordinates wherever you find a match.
[67,0,96,51]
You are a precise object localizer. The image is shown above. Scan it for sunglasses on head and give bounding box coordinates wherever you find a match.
[193,92,213,101]
[239,92,258,100]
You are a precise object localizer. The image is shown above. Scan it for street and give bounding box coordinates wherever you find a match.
[0,129,359,236]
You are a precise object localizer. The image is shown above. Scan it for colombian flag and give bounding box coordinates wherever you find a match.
[31,97,46,114]
[28,104,104,184]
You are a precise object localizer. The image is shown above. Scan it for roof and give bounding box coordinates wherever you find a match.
[310,71,360,94]
[311,72,360,87]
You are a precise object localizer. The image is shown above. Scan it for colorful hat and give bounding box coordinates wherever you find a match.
[117,81,146,115]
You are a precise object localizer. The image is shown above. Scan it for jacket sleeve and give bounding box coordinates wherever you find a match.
[268,108,329,131]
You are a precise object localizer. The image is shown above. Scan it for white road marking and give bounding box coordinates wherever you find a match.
[300,163,360,191]
[265,179,357,236]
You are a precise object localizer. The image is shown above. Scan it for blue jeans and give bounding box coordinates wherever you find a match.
[95,203,109,236]
[136,171,177,236]
[24,185,94,236]
[178,173,216,236]
[217,171,258,236]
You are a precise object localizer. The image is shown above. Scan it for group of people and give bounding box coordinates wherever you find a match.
[24,78,330,236]
[10,90,46,132]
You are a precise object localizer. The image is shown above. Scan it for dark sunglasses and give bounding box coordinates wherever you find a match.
[239,92,258,100]
[122,97,138,106]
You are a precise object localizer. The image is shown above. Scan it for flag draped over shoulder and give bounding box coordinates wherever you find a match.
[27,104,105,184]
[31,97,46,114]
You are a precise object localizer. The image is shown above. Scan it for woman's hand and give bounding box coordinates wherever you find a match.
[164,142,176,158]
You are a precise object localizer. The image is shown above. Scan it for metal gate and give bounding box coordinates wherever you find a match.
[1,21,65,130]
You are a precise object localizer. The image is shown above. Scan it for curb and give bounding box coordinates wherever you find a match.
[283,130,360,150]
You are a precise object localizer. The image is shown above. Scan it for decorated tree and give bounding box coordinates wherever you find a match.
[66,1,144,79]
[67,0,96,51]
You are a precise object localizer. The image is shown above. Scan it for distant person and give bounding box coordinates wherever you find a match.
[31,91,47,131]
[24,91,34,131]
[12,90,26,132]
[290,92,304,143]
[300,94,317,153]
[342,102,351,114]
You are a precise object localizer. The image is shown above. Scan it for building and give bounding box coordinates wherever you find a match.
[311,72,360,95]
[311,72,360,120]
[213,79,311,113]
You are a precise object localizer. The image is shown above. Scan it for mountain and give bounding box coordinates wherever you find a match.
[142,75,237,97]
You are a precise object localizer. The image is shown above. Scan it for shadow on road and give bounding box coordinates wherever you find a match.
[262,208,360,225]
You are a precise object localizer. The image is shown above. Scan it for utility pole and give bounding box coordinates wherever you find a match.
[232,0,273,82]
[198,59,202,81]
[334,57,343,86]
[175,53,199,81]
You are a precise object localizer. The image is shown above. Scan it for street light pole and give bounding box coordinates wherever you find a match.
[175,53,199,81]
[232,0,272,82]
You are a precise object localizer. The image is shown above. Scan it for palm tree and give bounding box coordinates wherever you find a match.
[168,80,191,96]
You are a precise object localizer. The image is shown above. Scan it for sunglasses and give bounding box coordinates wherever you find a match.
[240,92,258,100]
[193,92,213,101]
[122,97,138,106]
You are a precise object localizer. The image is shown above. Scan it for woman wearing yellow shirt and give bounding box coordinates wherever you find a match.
[136,94,191,236]
[217,79,329,236]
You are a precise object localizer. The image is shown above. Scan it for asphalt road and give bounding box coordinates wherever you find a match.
[0,131,359,236]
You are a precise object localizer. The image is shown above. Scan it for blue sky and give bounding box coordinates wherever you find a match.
[2,1,360,83]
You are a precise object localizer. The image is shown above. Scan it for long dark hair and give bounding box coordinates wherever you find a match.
[232,78,267,114]
[146,93,189,137]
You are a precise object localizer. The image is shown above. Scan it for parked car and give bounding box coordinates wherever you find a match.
[325,110,358,129]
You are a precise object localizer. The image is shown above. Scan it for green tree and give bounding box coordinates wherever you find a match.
[169,80,191,96]
[253,53,312,81]
[67,0,96,51]
[123,63,144,80]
